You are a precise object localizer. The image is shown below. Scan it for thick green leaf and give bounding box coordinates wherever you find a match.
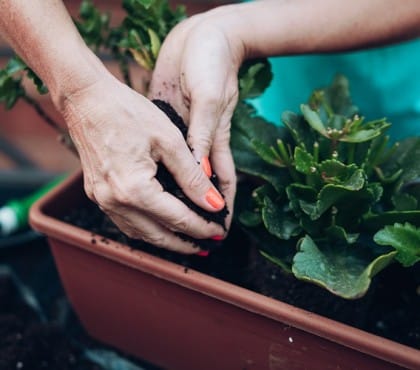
[251,139,285,167]
[400,178,420,201]
[312,181,380,224]
[292,236,397,299]
[238,210,262,227]
[262,197,301,240]
[26,68,48,94]
[252,184,278,205]
[309,74,358,118]
[147,28,161,58]
[5,56,27,74]
[363,210,420,229]
[392,193,418,211]
[286,183,317,216]
[238,59,273,100]
[301,104,328,136]
[281,111,316,151]
[374,223,420,267]
[318,160,362,185]
[0,74,25,109]
[294,147,316,175]
[231,130,288,192]
[341,118,391,143]
[383,137,420,184]
[231,101,291,190]
[325,225,359,244]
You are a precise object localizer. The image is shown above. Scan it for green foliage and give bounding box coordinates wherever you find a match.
[0,0,186,115]
[374,223,420,267]
[231,74,420,299]
[0,56,47,109]
[74,0,186,71]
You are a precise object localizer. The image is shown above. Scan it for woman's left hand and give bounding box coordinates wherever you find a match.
[149,7,246,233]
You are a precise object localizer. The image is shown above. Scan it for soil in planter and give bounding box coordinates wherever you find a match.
[64,199,420,350]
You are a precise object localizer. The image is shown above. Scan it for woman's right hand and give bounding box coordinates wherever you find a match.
[60,70,227,254]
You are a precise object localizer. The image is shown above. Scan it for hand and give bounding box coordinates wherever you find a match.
[60,71,226,254]
[149,8,246,234]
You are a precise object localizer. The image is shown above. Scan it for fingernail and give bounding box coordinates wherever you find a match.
[201,156,212,177]
[197,250,209,257]
[211,235,224,241]
[205,188,225,210]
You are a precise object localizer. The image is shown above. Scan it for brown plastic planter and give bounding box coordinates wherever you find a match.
[30,170,420,370]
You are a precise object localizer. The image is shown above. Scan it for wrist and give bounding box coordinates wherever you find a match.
[194,5,248,68]
[46,40,110,113]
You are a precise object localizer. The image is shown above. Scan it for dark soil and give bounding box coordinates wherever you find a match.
[0,274,101,370]
[64,199,420,350]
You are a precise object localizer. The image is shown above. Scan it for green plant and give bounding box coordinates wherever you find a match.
[231,73,420,299]
[0,0,186,145]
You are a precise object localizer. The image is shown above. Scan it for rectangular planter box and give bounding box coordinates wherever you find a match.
[30,170,420,370]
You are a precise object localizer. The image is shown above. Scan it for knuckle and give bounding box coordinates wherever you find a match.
[202,93,221,109]
[142,233,167,248]
[156,133,185,158]
[116,223,137,239]
[83,183,95,202]
[171,214,191,234]
[186,166,207,192]
[112,181,139,207]
[93,186,115,211]
[191,133,212,150]
[226,84,239,103]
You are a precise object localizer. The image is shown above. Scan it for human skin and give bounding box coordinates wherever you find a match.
[150,0,420,234]
[0,0,227,254]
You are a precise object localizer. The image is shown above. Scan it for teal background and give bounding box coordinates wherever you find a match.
[250,38,420,141]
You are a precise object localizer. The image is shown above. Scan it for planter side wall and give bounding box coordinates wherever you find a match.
[49,237,402,370]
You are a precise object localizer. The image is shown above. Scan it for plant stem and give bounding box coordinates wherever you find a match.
[22,95,78,156]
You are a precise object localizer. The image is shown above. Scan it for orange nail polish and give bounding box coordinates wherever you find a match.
[211,235,224,241]
[197,250,209,257]
[205,188,225,210]
[201,156,212,177]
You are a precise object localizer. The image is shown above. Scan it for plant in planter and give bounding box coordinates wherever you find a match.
[231,73,420,299]
[1,0,420,369]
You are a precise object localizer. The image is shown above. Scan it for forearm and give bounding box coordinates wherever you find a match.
[209,0,420,59]
[0,0,108,109]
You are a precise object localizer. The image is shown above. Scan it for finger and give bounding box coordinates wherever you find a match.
[210,125,237,234]
[89,145,225,239]
[156,132,226,214]
[145,188,225,237]
[107,210,202,254]
[187,96,221,166]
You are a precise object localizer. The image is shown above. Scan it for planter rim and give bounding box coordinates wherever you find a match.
[29,169,420,369]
